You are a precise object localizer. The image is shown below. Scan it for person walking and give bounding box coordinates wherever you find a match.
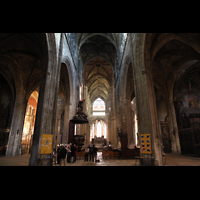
[84,146,89,161]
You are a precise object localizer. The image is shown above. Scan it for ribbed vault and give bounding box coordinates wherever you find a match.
[84,57,113,102]
[79,34,116,68]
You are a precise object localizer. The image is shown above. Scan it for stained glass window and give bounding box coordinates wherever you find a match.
[97,121,101,137]
[93,98,105,111]
[93,98,105,116]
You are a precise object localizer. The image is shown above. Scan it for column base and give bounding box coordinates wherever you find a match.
[35,157,53,166]
[140,157,155,166]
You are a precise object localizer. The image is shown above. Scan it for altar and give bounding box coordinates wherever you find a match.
[91,136,107,150]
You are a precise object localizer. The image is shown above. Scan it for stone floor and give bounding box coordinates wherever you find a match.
[0,154,30,166]
[55,152,137,166]
[1,152,200,166]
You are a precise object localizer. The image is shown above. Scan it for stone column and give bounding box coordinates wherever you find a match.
[102,122,105,137]
[127,103,134,149]
[94,120,98,137]
[170,101,181,154]
[29,33,61,166]
[53,115,60,147]
[131,110,136,146]
[107,122,111,144]
[121,100,127,136]
[85,124,90,145]
[62,104,69,144]
[166,98,177,154]
[131,33,163,165]
[166,97,181,154]
[29,68,59,165]
[110,84,117,148]
[110,118,116,147]
[58,117,61,143]
[6,94,27,156]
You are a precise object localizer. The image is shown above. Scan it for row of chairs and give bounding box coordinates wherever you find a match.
[102,151,120,159]
[76,151,85,160]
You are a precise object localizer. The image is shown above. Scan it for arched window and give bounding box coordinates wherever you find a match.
[93,98,105,116]
[90,123,95,141]
[97,121,102,137]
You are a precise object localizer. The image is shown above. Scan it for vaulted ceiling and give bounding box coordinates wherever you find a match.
[146,33,200,101]
[80,34,116,103]
[0,33,47,99]
[84,57,113,102]
[79,33,117,67]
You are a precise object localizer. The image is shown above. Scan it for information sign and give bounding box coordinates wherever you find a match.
[40,134,53,154]
[140,134,152,154]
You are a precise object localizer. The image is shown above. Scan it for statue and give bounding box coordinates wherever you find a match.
[71,100,88,124]
[77,100,87,119]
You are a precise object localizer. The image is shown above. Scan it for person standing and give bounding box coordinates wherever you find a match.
[60,145,67,166]
[67,145,71,163]
[93,144,98,162]
[89,144,93,161]
[57,145,61,164]
[73,144,78,163]
[84,146,89,161]
[71,143,75,163]
[53,145,56,157]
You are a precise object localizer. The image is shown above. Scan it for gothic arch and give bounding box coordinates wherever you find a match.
[121,56,136,148]
[61,56,77,107]
[168,57,200,105]
[0,57,19,101]
[3,33,51,157]
[89,119,107,140]
[89,118,107,127]
[46,33,57,63]
[83,55,114,72]
[61,56,75,103]
[87,73,111,87]
[151,33,200,62]
[137,33,164,163]
[121,55,134,105]
[78,33,117,50]
[91,95,106,104]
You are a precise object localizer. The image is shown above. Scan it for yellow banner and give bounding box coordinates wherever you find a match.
[140,134,152,154]
[40,134,53,154]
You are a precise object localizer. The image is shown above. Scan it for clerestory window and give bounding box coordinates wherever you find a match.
[93,98,105,116]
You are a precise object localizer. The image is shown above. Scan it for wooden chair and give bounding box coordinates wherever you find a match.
[134,156,141,166]
[114,151,120,159]
[109,151,115,159]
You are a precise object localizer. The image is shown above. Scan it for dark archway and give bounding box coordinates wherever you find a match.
[146,33,200,156]
[54,61,71,146]
[125,62,136,149]
[174,61,200,156]
[0,33,46,157]
[0,73,14,155]
[21,90,39,154]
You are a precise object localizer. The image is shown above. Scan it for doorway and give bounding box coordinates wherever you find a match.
[21,91,38,154]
